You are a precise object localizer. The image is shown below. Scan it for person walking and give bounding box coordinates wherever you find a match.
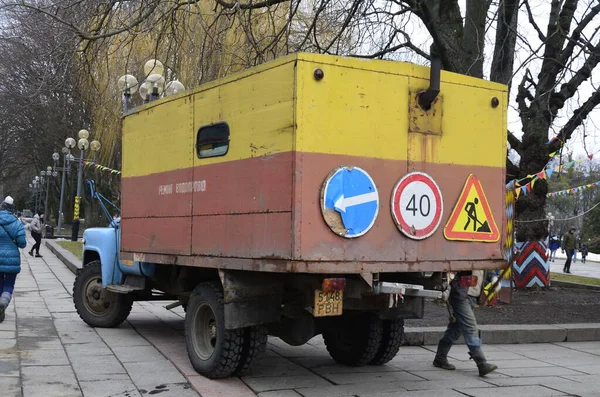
[432,270,499,377]
[548,234,560,262]
[28,211,43,258]
[562,227,577,273]
[0,196,27,322]
[581,243,589,264]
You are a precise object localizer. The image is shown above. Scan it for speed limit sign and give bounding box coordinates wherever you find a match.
[391,172,443,240]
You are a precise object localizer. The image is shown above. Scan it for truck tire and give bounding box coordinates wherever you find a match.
[73,261,133,328]
[234,325,268,376]
[370,319,404,365]
[185,282,244,379]
[323,313,382,366]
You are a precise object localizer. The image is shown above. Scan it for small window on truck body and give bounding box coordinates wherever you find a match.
[196,122,230,158]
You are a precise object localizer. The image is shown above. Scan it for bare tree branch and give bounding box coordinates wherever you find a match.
[490,0,519,87]
[523,0,547,42]
[215,0,287,10]
[558,88,600,144]
[507,130,522,155]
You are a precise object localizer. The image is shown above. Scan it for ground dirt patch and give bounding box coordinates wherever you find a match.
[406,287,600,327]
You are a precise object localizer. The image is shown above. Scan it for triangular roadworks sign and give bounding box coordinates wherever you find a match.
[444,174,499,242]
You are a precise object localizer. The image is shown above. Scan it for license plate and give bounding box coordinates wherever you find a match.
[314,289,343,317]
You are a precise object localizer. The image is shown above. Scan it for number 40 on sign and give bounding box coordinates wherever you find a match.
[391,172,444,240]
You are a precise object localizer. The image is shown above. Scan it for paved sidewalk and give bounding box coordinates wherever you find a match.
[4,238,600,396]
[551,252,600,279]
[1,238,201,397]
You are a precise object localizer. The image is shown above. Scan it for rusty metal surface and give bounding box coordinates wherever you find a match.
[122,167,194,218]
[292,152,505,263]
[119,250,505,274]
[121,217,192,256]
[191,212,292,258]
[191,152,293,215]
[409,90,443,135]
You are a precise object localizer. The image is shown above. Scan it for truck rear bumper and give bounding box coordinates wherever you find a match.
[121,251,505,273]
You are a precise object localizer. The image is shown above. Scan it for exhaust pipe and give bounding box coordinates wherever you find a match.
[418,43,442,110]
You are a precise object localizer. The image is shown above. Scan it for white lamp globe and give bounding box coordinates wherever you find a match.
[65,138,76,148]
[78,129,90,140]
[144,59,164,76]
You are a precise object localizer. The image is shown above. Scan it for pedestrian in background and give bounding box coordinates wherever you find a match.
[433,270,499,377]
[548,234,560,262]
[28,211,43,258]
[581,243,589,264]
[562,227,577,273]
[0,196,27,323]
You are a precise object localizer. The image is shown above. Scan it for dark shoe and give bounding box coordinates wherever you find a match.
[0,305,5,323]
[469,348,498,377]
[28,251,33,257]
[35,254,43,258]
[433,341,456,370]
[477,362,498,376]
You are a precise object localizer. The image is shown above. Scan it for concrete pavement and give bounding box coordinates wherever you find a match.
[1,238,599,396]
[551,252,600,279]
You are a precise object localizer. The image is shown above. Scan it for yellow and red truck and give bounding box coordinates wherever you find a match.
[73,52,508,378]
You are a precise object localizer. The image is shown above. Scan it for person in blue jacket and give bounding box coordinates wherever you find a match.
[0,196,27,322]
[548,234,561,262]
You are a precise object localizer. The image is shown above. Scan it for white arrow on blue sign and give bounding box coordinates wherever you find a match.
[322,166,379,238]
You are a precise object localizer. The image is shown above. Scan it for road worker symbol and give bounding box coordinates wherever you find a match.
[463,198,491,233]
[444,174,499,242]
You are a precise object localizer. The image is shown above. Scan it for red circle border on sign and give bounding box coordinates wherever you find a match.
[391,172,443,239]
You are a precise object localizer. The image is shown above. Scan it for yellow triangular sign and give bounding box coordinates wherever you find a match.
[444,174,500,242]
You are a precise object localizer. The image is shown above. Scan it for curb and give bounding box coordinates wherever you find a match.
[47,239,600,347]
[403,323,600,346]
[45,240,81,274]
[551,280,600,291]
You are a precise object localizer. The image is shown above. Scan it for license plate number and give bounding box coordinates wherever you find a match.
[314,289,343,317]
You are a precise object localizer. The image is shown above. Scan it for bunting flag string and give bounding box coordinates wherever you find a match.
[506,135,600,199]
[546,181,600,198]
[82,161,121,175]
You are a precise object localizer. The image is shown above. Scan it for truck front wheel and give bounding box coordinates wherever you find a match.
[73,261,133,328]
[185,282,244,379]
[323,313,382,366]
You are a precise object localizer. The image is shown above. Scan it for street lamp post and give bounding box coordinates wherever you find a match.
[41,166,55,224]
[72,129,89,241]
[56,146,75,232]
[33,176,41,213]
[70,129,101,241]
[118,59,185,113]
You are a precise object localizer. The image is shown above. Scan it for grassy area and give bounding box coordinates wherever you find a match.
[57,241,83,260]
[551,272,600,286]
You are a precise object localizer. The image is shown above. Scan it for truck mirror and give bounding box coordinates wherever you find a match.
[84,179,96,199]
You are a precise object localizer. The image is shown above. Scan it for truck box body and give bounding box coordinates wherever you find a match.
[120,53,508,273]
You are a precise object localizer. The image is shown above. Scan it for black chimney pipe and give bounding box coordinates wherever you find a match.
[418,44,442,110]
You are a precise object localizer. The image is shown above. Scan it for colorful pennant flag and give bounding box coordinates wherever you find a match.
[82,161,121,175]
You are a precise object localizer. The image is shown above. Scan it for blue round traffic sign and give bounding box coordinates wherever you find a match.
[321,166,379,238]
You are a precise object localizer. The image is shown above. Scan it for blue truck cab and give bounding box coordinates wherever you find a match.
[83,217,154,288]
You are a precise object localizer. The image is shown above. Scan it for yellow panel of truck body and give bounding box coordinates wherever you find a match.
[294,53,507,167]
[193,60,296,165]
[122,96,194,177]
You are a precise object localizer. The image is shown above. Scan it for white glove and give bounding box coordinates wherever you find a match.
[490,276,501,294]
[441,288,450,302]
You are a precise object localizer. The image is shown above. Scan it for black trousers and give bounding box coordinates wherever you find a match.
[31,232,41,254]
[564,249,575,272]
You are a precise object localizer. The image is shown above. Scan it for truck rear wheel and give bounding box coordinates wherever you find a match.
[73,261,133,328]
[185,282,244,379]
[323,313,382,366]
[234,325,268,376]
[370,319,404,365]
